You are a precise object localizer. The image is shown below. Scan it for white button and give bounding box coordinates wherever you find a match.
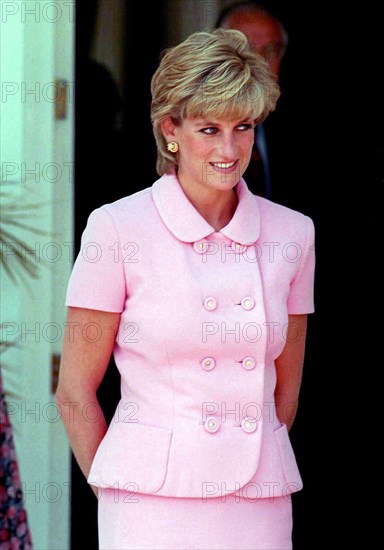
[241,417,258,433]
[241,356,256,370]
[201,357,216,371]
[205,416,220,433]
[241,296,255,310]
[203,296,218,311]
[231,241,248,253]
[193,240,209,254]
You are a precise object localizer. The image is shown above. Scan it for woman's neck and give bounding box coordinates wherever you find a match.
[178,177,239,232]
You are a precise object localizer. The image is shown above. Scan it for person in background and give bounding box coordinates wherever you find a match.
[0,373,33,548]
[216,1,288,199]
[57,29,315,549]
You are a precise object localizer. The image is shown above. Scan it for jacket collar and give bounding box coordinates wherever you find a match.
[152,174,261,245]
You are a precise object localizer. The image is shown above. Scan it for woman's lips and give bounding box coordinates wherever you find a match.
[209,160,239,173]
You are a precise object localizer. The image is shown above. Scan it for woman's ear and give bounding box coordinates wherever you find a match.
[161,117,177,141]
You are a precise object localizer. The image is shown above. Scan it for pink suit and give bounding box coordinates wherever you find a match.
[66,175,315,549]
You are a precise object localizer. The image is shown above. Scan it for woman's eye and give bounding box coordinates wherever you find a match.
[200,127,217,135]
[236,124,253,131]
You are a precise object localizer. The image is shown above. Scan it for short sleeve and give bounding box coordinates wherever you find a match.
[286,216,315,314]
[65,207,126,312]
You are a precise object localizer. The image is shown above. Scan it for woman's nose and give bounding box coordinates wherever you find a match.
[218,134,237,159]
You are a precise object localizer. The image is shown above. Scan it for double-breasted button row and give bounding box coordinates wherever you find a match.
[200,356,256,371]
[204,416,258,434]
[203,296,256,311]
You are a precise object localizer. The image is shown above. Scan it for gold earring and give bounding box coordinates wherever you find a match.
[167,141,179,153]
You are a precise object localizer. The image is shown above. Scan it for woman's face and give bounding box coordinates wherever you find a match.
[169,116,255,193]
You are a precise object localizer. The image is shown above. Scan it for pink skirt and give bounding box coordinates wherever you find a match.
[98,489,293,549]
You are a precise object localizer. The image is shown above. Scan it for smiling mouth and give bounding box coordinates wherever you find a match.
[211,161,237,169]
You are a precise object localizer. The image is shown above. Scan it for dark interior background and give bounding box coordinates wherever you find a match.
[73,1,381,548]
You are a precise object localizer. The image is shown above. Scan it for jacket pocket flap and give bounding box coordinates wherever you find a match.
[88,421,172,494]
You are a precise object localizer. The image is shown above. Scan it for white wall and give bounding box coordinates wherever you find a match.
[0,1,74,548]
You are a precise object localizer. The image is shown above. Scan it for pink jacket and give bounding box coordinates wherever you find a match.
[66,174,315,500]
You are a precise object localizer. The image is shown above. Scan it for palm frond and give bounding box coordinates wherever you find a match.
[0,217,51,236]
[0,189,52,345]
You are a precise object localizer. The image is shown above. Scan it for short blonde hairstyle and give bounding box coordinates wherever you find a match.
[151,28,280,176]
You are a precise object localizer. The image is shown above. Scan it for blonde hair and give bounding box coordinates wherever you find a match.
[151,28,280,176]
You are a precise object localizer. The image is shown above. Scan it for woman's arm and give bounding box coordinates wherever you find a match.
[56,306,120,484]
[274,314,308,431]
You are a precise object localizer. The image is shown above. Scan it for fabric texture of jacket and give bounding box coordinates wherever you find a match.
[66,174,315,500]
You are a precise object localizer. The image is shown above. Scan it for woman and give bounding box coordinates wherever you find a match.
[56,29,315,550]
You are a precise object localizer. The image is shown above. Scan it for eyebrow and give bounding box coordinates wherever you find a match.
[192,120,218,126]
[192,119,253,126]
